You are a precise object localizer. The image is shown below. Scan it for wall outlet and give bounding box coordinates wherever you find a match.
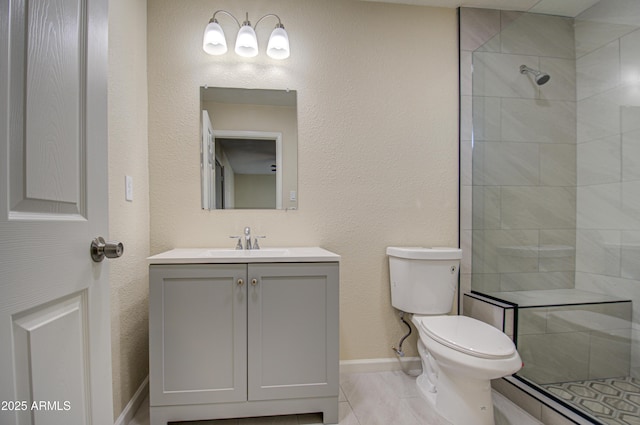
[289,190,297,201]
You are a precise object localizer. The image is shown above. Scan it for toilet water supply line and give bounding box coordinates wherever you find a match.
[392,311,412,357]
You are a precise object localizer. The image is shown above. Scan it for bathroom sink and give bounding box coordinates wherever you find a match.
[148,247,340,264]
[197,248,291,258]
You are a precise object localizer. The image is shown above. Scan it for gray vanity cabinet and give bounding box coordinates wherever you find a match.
[149,262,339,424]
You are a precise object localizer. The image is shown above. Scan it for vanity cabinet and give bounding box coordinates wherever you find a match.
[149,261,339,424]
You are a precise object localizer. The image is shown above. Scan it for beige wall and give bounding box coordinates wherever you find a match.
[235,174,277,209]
[108,0,150,418]
[148,0,458,360]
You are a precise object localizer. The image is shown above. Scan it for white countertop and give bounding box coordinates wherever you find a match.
[148,247,341,264]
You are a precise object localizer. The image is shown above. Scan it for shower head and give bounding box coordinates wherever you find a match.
[520,64,551,86]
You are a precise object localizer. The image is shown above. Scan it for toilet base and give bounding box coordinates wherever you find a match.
[416,373,437,406]
[416,367,496,425]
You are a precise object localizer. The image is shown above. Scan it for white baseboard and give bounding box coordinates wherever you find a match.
[114,375,149,425]
[340,357,421,374]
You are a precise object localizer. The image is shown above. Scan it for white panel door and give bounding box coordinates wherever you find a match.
[0,0,112,424]
[201,110,215,210]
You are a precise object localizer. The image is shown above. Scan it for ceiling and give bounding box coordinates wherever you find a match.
[217,138,276,175]
[359,0,601,17]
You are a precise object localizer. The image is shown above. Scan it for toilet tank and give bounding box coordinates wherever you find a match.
[387,247,462,315]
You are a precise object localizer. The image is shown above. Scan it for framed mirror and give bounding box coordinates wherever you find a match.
[200,87,298,210]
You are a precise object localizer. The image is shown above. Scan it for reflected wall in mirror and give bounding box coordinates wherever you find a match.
[200,87,298,210]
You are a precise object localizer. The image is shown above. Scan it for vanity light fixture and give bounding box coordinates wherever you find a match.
[203,10,290,59]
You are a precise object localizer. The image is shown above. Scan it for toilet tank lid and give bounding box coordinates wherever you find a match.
[386,247,462,260]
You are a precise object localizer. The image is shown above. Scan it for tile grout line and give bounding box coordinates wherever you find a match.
[339,384,360,425]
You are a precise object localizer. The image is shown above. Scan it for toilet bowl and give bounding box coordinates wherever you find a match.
[386,247,521,425]
[412,315,522,425]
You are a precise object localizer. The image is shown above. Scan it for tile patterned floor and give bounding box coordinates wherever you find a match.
[129,371,540,425]
[543,376,640,425]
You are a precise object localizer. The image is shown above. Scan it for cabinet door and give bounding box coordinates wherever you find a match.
[247,263,339,401]
[149,264,247,406]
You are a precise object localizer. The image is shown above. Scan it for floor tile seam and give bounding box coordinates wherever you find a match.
[396,394,420,400]
[343,373,417,402]
[345,400,362,425]
[405,399,432,424]
[347,400,367,425]
[353,391,426,425]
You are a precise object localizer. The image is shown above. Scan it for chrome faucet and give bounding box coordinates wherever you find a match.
[230,227,265,250]
[229,235,242,249]
[244,227,252,250]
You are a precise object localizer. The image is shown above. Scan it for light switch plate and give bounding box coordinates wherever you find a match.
[125,176,133,201]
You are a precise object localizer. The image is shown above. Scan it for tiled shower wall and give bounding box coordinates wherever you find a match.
[460,9,577,296]
[571,1,640,378]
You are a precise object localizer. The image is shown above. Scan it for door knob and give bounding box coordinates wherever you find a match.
[91,237,124,262]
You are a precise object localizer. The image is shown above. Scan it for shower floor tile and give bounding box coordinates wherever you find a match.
[543,376,640,425]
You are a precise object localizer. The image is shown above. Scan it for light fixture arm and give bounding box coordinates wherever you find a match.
[208,11,284,29]
[254,13,285,30]
[209,10,241,28]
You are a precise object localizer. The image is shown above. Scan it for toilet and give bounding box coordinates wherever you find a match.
[387,247,522,425]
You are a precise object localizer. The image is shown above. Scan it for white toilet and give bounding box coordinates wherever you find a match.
[387,247,522,425]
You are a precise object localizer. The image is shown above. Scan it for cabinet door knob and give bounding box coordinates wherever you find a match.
[238,278,244,286]
[251,278,258,286]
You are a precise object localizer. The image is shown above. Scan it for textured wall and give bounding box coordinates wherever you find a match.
[148,0,458,360]
[108,0,150,417]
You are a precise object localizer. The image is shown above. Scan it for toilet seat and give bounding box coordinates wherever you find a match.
[414,315,516,359]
